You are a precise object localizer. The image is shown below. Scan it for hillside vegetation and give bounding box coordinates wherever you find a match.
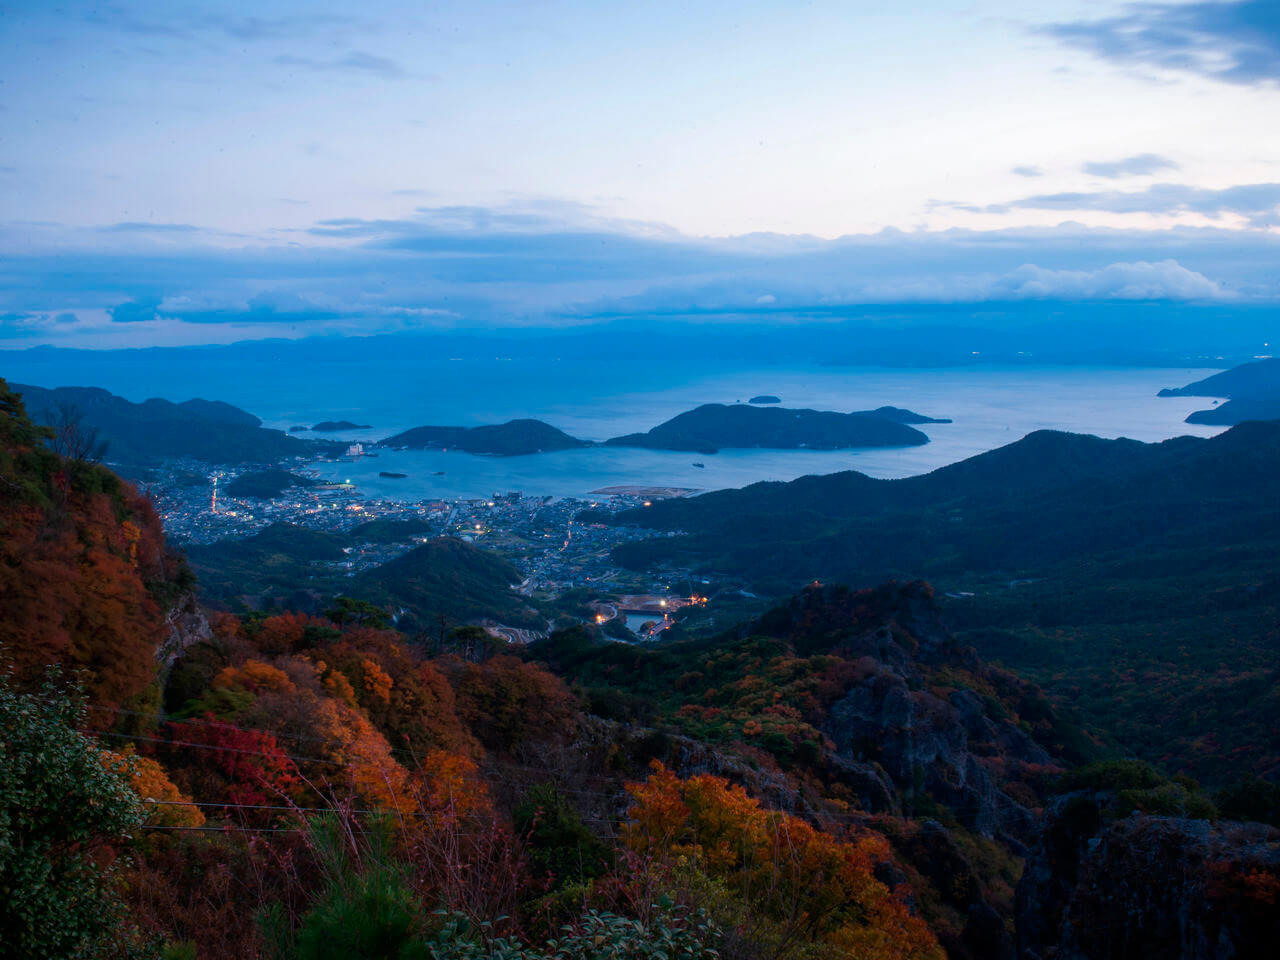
[598,422,1280,786]
[14,382,313,465]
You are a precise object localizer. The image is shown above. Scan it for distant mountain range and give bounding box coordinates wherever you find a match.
[1160,357,1280,425]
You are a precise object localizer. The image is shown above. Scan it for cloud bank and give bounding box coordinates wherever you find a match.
[947,181,1280,227]
[1045,0,1280,86]
[0,205,1276,348]
[1082,154,1180,178]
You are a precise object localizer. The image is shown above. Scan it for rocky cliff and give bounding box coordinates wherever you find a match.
[1017,792,1280,959]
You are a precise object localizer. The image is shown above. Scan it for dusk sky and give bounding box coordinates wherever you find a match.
[2,0,1278,347]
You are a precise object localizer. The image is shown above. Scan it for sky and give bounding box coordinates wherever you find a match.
[1,0,1278,348]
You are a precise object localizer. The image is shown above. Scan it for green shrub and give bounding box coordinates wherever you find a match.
[0,675,148,960]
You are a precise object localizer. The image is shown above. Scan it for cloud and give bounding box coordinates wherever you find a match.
[1043,0,1280,86]
[1082,153,1180,178]
[202,14,361,42]
[84,7,362,43]
[949,181,1280,226]
[83,6,186,38]
[108,297,164,323]
[1011,165,1044,177]
[99,222,203,234]
[0,310,86,338]
[4,205,1279,347]
[273,51,404,79]
[985,259,1225,301]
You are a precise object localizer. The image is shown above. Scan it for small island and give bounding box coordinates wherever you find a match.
[312,420,372,432]
[1160,358,1280,425]
[749,395,781,404]
[288,425,310,433]
[604,403,929,454]
[378,471,409,479]
[854,405,952,424]
[381,419,589,456]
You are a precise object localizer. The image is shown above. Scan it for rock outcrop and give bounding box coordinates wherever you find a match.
[779,583,1052,843]
[1017,793,1280,959]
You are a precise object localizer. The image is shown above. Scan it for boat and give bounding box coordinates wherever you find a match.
[692,462,705,468]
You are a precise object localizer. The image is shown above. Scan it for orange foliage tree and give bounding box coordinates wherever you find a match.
[451,654,579,752]
[321,631,481,757]
[624,763,943,960]
[202,657,415,812]
[103,747,206,828]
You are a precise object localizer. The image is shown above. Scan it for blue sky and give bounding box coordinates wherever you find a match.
[1,0,1278,347]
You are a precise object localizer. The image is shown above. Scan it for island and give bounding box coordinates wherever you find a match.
[312,420,372,432]
[854,405,952,424]
[223,470,318,499]
[603,403,929,454]
[1160,358,1280,425]
[749,395,781,404]
[378,471,408,479]
[288,425,310,433]
[380,418,589,456]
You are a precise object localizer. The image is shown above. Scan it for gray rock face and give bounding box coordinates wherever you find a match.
[825,666,1042,840]
[810,586,1050,842]
[159,593,212,671]
[1017,794,1280,960]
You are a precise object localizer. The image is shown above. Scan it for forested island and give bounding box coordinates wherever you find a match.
[311,419,372,431]
[381,418,589,455]
[854,405,952,423]
[604,403,931,453]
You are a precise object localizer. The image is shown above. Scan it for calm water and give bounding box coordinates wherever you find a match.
[1,350,1223,501]
[302,364,1222,500]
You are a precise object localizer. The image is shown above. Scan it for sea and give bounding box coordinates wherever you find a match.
[2,350,1225,502]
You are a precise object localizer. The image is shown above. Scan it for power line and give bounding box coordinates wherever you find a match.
[141,799,375,814]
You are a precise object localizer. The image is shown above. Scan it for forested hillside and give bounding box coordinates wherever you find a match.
[3,378,1279,960]
[596,422,1280,787]
[14,382,314,465]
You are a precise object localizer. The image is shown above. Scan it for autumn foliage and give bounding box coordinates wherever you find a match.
[624,763,943,960]
[0,379,183,713]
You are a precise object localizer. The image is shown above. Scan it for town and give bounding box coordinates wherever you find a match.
[145,459,716,640]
